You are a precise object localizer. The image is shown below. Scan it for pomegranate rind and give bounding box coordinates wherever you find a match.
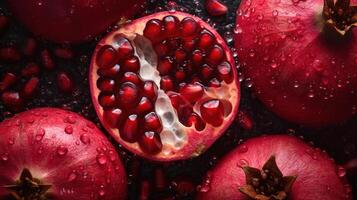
[89,11,240,161]
[0,108,127,200]
[197,135,353,200]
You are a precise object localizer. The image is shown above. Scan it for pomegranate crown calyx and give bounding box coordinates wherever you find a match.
[4,168,51,200]
[323,0,357,35]
[239,155,297,200]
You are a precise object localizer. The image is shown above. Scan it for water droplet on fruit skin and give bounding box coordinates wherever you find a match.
[65,125,73,134]
[80,134,90,144]
[237,159,249,168]
[8,138,15,145]
[68,171,77,182]
[57,145,68,156]
[238,144,248,153]
[337,166,346,178]
[97,154,107,165]
[1,153,9,161]
[35,128,46,141]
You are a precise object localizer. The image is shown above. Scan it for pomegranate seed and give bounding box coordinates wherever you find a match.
[57,72,74,93]
[155,168,167,191]
[186,112,206,131]
[103,108,123,128]
[154,41,169,57]
[160,76,174,92]
[21,63,40,77]
[96,45,118,69]
[0,47,21,63]
[0,72,17,92]
[174,49,187,63]
[181,17,198,37]
[54,47,74,59]
[121,72,142,85]
[205,0,228,17]
[167,38,181,50]
[98,64,120,78]
[200,99,225,126]
[122,56,140,72]
[178,104,193,124]
[115,36,134,59]
[158,57,174,75]
[139,131,163,154]
[1,91,23,111]
[217,61,233,83]
[175,68,186,81]
[139,180,151,200]
[163,15,179,36]
[117,82,139,105]
[0,15,9,32]
[97,78,115,93]
[120,114,140,143]
[198,30,215,51]
[21,77,39,98]
[137,97,153,114]
[179,83,204,103]
[98,93,116,108]
[144,112,163,133]
[207,44,224,65]
[41,49,55,70]
[237,111,254,131]
[22,38,37,56]
[143,19,163,43]
[172,179,195,195]
[182,38,196,52]
[201,64,214,80]
[209,78,221,88]
[142,81,158,100]
[192,50,204,65]
[169,93,183,109]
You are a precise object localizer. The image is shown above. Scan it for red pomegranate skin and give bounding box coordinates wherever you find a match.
[0,108,127,199]
[7,0,146,43]
[235,0,357,127]
[197,135,353,200]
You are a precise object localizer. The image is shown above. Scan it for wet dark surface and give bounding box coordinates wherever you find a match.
[0,0,356,199]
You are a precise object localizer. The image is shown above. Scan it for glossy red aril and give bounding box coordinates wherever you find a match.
[89,11,240,161]
[197,135,353,200]
[6,0,146,43]
[205,0,228,17]
[235,0,357,127]
[0,108,127,200]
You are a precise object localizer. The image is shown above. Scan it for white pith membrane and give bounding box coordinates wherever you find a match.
[92,12,239,158]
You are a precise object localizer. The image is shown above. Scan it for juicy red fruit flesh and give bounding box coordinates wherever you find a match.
[91,12,239,160]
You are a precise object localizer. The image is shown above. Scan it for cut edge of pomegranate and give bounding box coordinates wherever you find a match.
[89,11,240,161]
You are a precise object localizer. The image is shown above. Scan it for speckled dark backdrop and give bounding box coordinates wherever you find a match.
[0,0,356,199]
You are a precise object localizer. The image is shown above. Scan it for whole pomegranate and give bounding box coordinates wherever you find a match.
[235,0,357,127]
[197,135,353,200]
[89,11,240,161]
[7,0,146,43]
[0,108,127,200]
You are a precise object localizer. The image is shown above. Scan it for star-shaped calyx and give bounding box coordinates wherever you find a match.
[239,156,297,200]
[323,0,357,35]
[4,168,51,200]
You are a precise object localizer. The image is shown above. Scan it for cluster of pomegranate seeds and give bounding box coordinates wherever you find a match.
[95,14,235,155]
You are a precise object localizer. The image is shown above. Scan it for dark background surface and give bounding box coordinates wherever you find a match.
[0,0,356,199]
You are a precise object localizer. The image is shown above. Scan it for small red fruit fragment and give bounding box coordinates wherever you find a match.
[104,108,123,128]
[163,15,179,36]
[143,19,163,43]
[0,72,17,92]
[97,78,115,93]
[121,72,142,85]
[22,38,37,56]
[187,113,206,131]
[99,93,116,108]
[54,47,74,59]
[123,56,140,72]
[180,83,204,103]
[41,49,55,70]
[1,91,23,110]
[57,72,74,93]
[21,63,40,77]
[217,62,233,83]
[144,112,163,133]
[160,76,174,92]
[142,81,158,100]
[121,114,140,143]
[137,97,153,114]
[200,99,225,126]
[21,77,39,98]
[0,47,21,63]
[158,57,174,75]
[139,131,163,154]
[96,45,118,69]
[98,64,120,78]
[198,30,215,50]
[207,44,224,65]
[205,0,228,17]
[181,17,198,37]
[115,36,134,59]
[117,82,139,105]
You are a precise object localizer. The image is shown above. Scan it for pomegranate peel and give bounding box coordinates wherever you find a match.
[89,11,240,161]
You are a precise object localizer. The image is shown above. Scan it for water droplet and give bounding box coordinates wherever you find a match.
[57,145,68,156]
[197,184,211,193]
[65,115,76,124]
[37,147,43,154]
[96,154,107,165]
[237,159,249,168]
[272,10,279,17]
[1,153,9,161]
[108,150,117,161]
[80,134,90,144]
[68,171,77,182]
[65,125,73,134]
[99,189,105,196]
[8,138,15,145]
[337,166,346,178]
[35,128,46,141]
[271,62,278,69]
[238,144,248,153]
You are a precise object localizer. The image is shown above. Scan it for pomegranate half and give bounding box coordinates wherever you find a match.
[7,0,146,43]
[89,11,240,161]
[0,108,127,200]
[197,134,353,200]
[235,0,357,127]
